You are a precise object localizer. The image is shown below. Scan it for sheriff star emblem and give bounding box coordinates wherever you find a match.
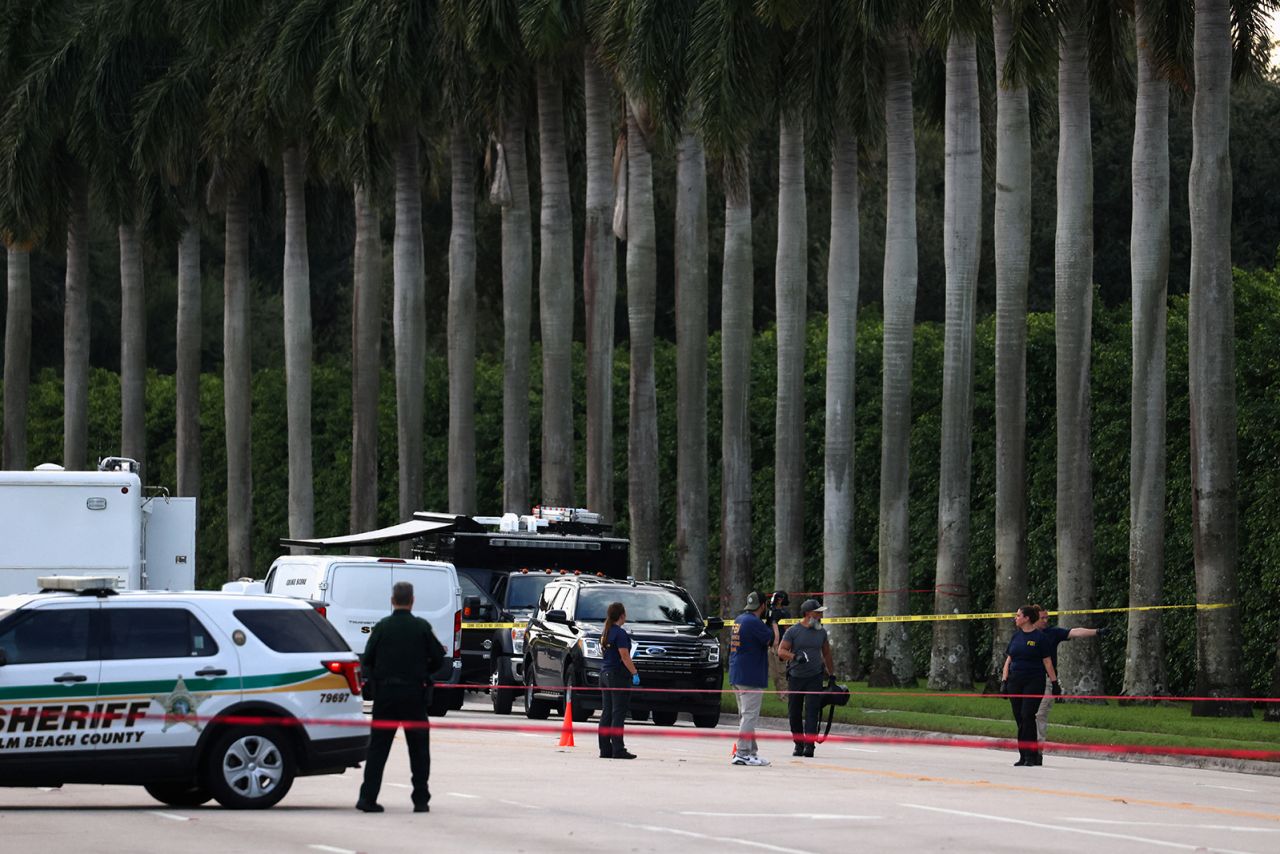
[150,676,211,732]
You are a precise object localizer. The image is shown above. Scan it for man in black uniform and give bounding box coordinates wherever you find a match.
[356,581,445,813]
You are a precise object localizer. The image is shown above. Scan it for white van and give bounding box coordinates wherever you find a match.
[255,555,463,715]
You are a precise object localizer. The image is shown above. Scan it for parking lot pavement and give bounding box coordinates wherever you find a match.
[3,696,1279,853]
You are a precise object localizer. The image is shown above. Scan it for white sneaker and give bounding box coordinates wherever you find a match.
[732,753,750,765]
[745,755,771,767]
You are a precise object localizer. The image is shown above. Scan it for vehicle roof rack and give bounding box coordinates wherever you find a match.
[37,576,121,596]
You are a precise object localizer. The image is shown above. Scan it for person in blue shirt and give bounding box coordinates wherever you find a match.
[598,601,640,760]
[729,591,780,767]
[1000,605,1057,767]
[1032,603,1105,754]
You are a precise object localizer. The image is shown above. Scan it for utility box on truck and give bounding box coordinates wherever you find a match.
[0,458,196,595]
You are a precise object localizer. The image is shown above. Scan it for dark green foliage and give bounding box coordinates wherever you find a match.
[12,265,1278,696]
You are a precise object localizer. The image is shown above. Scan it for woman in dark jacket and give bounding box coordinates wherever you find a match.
[598,602,640,759]
[1000,605,1057,766]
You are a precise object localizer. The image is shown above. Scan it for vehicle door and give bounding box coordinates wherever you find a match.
[324,562,394,655]
[94,600,241,775]
[396,564,460,675]
[458,573,500,683]
[0,601,100,781]
[533,585,576,687]
[263,561,318,599]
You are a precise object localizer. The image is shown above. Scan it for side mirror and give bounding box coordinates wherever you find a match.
[545,609,570,625]
[463,596,483,619]
[704,617,725,634]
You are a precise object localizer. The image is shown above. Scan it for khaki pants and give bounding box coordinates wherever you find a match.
[1035,683,1054,743]
[733,685,763,756]
[768,650,789,699]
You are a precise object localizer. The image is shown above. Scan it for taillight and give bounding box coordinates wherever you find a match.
[323,659,363,695]
[453,609,462,658]
[314,605,327,618]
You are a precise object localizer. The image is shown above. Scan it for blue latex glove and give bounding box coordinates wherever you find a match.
[631,673,641,687]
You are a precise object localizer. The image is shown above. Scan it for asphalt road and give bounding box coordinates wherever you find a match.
[2,697,1278,853]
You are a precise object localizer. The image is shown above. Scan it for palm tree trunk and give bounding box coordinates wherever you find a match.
[224,186,252,580]
[448,122,477,515]
[175,212,201,498]
[282,146,314,542]
[719,153,753,627]
[1188,0,1246,717]
[3,247,31,470]
[824,128,860,677]
[350,181,381,545]
[1055,3,1104,695]
[774,113,806,599]
[119,224,146,473]
[502,110,533,514]
[64,172,90,470]
[989,3,1032,687]
[870,28,918,688]
[1125,0,1170,700]
[626,100,659,579]
[583,47,617,522]
[537,66,575,505]
[929,32,981,691]
[394,125,426,543]
[676,130,709,609]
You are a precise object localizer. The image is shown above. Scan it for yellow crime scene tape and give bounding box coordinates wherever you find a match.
[463,603,1231,630]
[776,602,1233,626]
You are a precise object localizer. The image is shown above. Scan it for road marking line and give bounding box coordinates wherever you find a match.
[148,811,190,822]
[621,822,807,854]
[309,846,356,854]
[681,812,880,821]
[901,804,1255,854]
[385,783,412,789]
[1064,818,1280,833]
[447,792,480,799]
[1196,784,1258,793]
[839,747,879,753]
[805,762,1280,824]
[497,799,539,810]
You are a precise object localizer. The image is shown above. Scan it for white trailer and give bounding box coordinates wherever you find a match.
[0,458,196,595]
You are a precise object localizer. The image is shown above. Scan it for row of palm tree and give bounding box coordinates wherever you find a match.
[0,0,1272,710]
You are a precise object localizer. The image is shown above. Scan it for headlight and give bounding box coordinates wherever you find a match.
[705,643,720,663]
[511,627,526,656]
[580,636,603,659]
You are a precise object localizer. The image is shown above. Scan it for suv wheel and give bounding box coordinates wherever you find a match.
[692,710,721,728]
[524,674,552,720]
[205,727,294,809]
[491,663,515,715]
[651,710,679,727]
[144,782,213,807]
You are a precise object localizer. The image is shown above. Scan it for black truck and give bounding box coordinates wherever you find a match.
[411,509,630,714]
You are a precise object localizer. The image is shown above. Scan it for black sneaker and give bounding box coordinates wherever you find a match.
[803,747,815,758]
[413,803,430,813]
[356,801,384,813]
[793,744,805,757]
[612,750,637,760]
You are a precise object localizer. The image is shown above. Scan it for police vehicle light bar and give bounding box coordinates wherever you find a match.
[38,575,122,592]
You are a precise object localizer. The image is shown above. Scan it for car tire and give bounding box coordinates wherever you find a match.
[204,727,295,810]
[651,711,679,727]
[491,662,515,715]
[630,710,650,722]
[524,674,551,720]
[692,710,721,729]
[144,782,213,807]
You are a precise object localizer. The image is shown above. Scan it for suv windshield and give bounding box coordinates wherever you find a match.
[506,575,555,610]
[576,587,702,625]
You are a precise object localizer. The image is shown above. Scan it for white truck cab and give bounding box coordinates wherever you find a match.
[247,555,464,716]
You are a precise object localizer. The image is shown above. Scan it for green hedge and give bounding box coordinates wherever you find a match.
[14,266,1279,696]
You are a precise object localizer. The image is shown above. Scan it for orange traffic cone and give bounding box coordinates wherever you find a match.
[558,690,575,748]
[731,742,737,757]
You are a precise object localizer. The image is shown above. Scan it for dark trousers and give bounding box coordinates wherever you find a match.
[598,669,633,757]
[360,688,431,807]
[787,672,823,751]
[1007,672,1046,762]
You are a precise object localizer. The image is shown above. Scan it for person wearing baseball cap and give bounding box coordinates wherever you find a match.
[777,598,833,757]
[728,591,780,766]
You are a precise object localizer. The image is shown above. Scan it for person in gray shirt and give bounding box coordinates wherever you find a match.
[778,598,834,757]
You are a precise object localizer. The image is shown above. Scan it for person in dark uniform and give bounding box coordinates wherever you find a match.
[999,605,1057,767]
[357,581,445,813]
[1031,603,1105,758]
[598,601,640,760]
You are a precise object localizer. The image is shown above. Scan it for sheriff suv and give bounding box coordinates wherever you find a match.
[522,577,724,727]
[0,577,368,809]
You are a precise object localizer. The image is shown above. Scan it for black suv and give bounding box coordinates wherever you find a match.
[522,577,724,727]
